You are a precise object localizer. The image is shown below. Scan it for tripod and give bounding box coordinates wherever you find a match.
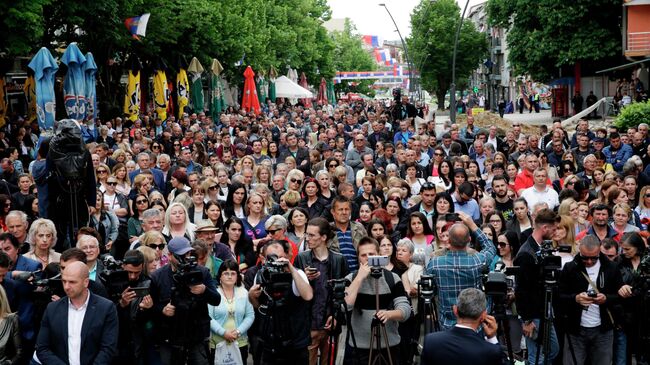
[491,301,515,365]
[368,274,394,365]
[534,280,556,365]
[419,290,440,335]
[326,296,346,365]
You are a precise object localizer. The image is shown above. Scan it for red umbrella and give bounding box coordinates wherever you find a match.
[299,72,312,107]
[241,66,261,115]
[317,77,327,105]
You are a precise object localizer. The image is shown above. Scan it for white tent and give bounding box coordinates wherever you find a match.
[274,75,313,99]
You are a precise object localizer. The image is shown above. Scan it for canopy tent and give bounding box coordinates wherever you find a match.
[274,76,313,99]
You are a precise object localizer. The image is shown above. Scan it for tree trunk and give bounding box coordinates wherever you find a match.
[436,90,446,111]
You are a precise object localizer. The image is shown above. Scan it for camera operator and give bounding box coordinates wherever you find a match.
[513,208,561,364]
[150,237,221,365]
[115,249,154,365]
[558,234,622,365]
[426,211,496,329]
[248,240,313,365]
[343,236,411,365]
[294,217,350,365]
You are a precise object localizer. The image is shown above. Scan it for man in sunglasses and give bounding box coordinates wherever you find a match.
[558,235,622,365]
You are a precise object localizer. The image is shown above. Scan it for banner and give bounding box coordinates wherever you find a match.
[23,76,37,123]
[123,70,140,121]
[153,70,169,120]
[177,68,189,118]
[0,79,6,128]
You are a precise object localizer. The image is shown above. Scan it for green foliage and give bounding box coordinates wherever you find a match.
[330,19,377,94]
[408,0,488,110]
[615,101,650,130]
[486,0,621,80]
[0,0,52,56]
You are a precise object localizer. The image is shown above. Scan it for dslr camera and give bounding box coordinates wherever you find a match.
[258,254,292,303]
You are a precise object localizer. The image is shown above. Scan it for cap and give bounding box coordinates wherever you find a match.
[195,220,219,232]
[168,237,193,256]
[593,137,605,143]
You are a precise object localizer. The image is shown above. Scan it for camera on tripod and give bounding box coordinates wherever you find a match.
[417,274,436,298]
[99,255,130,301]
[536,240,569,283]
[173,254,203,288]
[258,254,292,301]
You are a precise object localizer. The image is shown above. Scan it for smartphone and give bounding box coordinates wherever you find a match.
[130,287,150,298]
[305,267,318,274]
[368,256,389,267]
[587,289,597,298]
[445,213,460,222]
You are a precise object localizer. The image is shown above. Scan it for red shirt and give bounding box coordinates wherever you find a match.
[514,170,551,193]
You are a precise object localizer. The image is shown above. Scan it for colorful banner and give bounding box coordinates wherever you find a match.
[177,68,189,118]
[153,70,169,120]
[123,70,140,121]
[124,13,150,40]
[23,76,37,123]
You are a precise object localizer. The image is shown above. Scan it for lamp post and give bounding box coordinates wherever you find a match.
[379,3,415,97]
[449,0,471,124]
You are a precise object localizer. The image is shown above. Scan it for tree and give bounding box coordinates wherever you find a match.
[408,0,488,110]
[486,0,621,80]
[330,19,377,94]
[0,0,51,57]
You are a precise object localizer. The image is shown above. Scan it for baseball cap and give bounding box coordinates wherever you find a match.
[168,237,193,255]
[593,137,605,143]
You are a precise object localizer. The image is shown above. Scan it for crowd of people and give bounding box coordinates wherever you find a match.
[0,93,650,365]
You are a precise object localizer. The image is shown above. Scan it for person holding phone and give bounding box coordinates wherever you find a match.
[294,217,350,365]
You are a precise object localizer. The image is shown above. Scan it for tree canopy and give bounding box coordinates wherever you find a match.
[408,0,488,109]
[330,19,377,94]
[486,0,621,80]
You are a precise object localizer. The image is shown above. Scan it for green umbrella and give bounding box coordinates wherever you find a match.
[209,58,225,121]
[256,70,268,105]
[188,57,204,112]
[268,66,278,102]
[327,80,336,105]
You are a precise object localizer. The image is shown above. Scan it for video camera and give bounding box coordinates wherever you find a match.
[173,254,203,288]
[536,240,570,283]
[33,273,65,298]
[483,265,519,319]
[258,254,292,303]
[99,255,130,301]
[417,274,436,298]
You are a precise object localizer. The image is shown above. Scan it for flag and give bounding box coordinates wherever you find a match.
[188,57,204,113]
[28,47,59,132]
[61,43,87,121]
[124,13,150,40]
[177,68,189,118]
[0,79,6,128]
[209,58,225,120]
[362,35,380,47]
[123,70,140,121]
[154,70,169,120]
[83,52,97,122]
[374,49,382,63]
[24,76,37,123]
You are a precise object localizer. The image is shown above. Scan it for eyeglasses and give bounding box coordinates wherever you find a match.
[209,185,219,191]
[579,254,599,262]
[107,182,117,186]
[174,143,181,147]
[152,145,160,149]
[489,219,502,224]
[434,153,444,156]
[97,170,107,174]
[329,164,338,168]
[149,243,166,250]
[497,242,509,248]
[267,228,282,235]
[136,199,148,204]
[290,178,303,185]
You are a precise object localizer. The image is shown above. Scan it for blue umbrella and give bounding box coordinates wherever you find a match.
[27,47,59,132]
[84,52,98,122]
[61,43,87,120]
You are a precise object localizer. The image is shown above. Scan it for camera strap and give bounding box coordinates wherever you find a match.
[580,271,615,325]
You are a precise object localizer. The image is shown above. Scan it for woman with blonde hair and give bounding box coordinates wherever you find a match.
[0,285,21,363]
[95,163,111,190]
[635,185,650,230]
[611,203,640,234]
[552,215,577,268]
[162,202,196,242]
[111,148,127,164]
[254,164,272,187]
[136,245,159,274]
[558,198,588,234]
[285,169,305,192]
[111,163,131,196]
[140,230,168,268]
[24,218,60,266]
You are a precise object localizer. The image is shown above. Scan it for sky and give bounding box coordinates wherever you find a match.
[328,0,484,42]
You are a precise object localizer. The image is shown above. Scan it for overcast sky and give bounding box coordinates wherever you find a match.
[328,0,484,42]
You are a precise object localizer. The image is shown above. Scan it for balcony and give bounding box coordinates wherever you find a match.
[626,32,650,57]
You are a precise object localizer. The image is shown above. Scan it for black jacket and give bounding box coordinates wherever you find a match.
[293,249,350,282]
[513,235,545,321]
[421,326,503,365]
[559,253,623,333]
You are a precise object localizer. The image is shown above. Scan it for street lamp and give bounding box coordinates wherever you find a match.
[449,0,471,124]
[379,3,415,96]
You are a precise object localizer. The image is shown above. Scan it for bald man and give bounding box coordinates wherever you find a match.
[36,261,118,365]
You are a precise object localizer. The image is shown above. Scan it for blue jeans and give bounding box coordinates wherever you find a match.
[613,329,627,365]
[524,319,560,365]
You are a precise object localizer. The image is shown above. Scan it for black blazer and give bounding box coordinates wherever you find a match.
[36,292,118,365]
[421,326,503,365]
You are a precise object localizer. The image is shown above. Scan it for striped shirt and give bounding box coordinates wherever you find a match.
[336,229,358,271]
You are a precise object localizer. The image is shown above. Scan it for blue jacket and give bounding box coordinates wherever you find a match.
[603,143,633,172]
[6,255,41,341]
[129,168,166,192]
[208,286,254,338]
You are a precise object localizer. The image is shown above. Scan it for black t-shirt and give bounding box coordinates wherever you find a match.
[495,199,514,222]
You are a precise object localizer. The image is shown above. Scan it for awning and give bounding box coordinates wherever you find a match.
[624,0,650,6]
[596,57,650,73]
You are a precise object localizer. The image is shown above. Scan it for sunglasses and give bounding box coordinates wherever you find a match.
[290,178,303,185]
[645,193,650,198]
[97,170,107,174]
[136,199,148,204]
[209,185,219,191]
[107,182,117,186]
[579,255,599,262]
[149,243,166,250]
[497,241,509,248]
[329,164,338,168]
[174,143,181,147]
[267,228,282,235]
[434,153,444,156]
[152,145,160,149]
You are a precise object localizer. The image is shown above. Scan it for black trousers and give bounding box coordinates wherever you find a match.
[343,344,401,365]
[159,340,210,365]
[260,346,308,365]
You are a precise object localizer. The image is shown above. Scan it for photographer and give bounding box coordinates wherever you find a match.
[150,237,221,365]
[294,217,350,365]
[426,211,496,329]
[513,208,561,364]
[343,236,411,365]
[559,234,622,365]
[248,240,313,365]
[115,250,154,365]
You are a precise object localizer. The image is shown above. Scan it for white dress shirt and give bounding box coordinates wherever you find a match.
[68,290,90,365]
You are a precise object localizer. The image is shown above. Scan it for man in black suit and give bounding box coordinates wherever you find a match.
[421,288,502,365]
[35,261,118,365]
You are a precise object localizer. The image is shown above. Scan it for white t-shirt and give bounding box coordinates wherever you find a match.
[581,260,602,328]
[103,192,119,211]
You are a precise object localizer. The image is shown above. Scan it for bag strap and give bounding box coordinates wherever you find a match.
[580,271,615,325]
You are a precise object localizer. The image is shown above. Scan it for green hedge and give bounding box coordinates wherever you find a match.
[615,101,650,130]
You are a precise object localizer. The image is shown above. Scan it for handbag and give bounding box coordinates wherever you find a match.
[213,341,243,365]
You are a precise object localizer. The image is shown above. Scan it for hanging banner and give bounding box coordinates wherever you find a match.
[153,70,169,120]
